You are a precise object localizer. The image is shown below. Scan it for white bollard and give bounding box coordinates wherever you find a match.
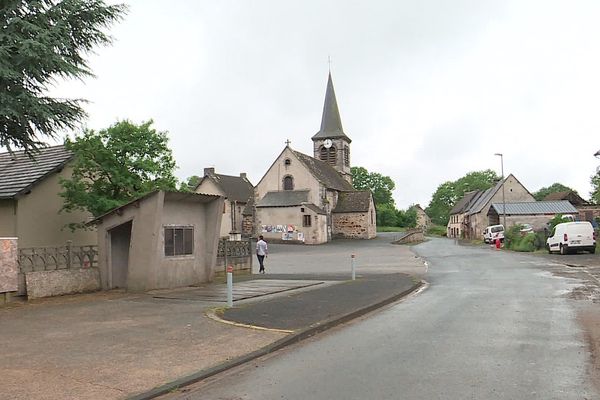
[226,265,233,307]
[351,254,356,280]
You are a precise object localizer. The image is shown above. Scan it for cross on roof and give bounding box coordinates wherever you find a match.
[285,139,291,146]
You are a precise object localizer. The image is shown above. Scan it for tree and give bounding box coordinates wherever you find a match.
[591,173,600,204]
[426,169,499,226]
[0,0,126,154]
[351,166,396,207]
[533,183,576,201]
[60,120,177,224]
[376,204,398,227]
[397,207,417,228]
[180,175,202,192]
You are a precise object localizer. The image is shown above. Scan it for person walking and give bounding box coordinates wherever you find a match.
[256,235,268,274]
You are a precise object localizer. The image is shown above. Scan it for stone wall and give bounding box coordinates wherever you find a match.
[25,268,100,299]
[0,238,18,293]
[242,214,254,237]
[393,229,425,244]
[333,212,374,239]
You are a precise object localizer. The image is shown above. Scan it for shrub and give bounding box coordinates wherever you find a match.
[504,224,536,252]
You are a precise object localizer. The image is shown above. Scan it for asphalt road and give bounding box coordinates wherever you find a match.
[164,238,595,400]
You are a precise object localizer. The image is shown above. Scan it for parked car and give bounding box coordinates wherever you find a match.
[483,224,504,244]
[546,221,596,255]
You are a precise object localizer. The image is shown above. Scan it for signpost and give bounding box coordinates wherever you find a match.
[351,254,356,281]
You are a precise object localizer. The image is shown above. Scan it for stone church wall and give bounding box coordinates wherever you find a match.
[332,212,375,239]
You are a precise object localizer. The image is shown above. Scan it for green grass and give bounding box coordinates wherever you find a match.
[377,226,408,232]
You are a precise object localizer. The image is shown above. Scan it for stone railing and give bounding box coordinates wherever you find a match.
[216,238,252,275]
[18,241,98,274]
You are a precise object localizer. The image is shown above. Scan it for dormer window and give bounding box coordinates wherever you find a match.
[283,175,294,190]
[284,158,291,166]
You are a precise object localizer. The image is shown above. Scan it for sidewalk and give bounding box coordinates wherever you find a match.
[1,234,425,400]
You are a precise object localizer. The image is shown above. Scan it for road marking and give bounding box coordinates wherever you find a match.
[205,309,295,334]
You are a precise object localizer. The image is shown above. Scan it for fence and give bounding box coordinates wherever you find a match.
[18,241,98,274]
[216,238,252,275]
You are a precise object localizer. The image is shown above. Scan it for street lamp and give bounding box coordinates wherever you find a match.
[494,153,506,228]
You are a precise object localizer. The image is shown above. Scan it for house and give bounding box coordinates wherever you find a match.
[487,201,578,231]
[0,145,96,248]
[448,174,535,239]
[253,72,376,244]
[413,204,431,230]
[544,191,600,224]
[195,168,254,239]
[447,191,481,238]
[93,190,223,292]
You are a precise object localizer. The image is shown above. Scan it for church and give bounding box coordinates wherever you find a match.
[252,73,377,244]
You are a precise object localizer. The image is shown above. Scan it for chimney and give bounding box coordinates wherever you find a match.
[240,172,247,179]
[204,167,215,176]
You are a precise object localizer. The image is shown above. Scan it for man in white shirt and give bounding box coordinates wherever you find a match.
[256,235,268,274]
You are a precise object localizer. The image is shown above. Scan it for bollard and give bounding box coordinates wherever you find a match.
[226,265,233,307]
[351,254,356,280]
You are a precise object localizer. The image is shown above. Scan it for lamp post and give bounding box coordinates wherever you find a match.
[494,153,506,228]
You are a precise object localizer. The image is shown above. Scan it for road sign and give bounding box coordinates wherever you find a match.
[226,265,233,273]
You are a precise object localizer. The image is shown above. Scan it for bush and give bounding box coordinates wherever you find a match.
[504,224,537,252]
[427,225,447,237]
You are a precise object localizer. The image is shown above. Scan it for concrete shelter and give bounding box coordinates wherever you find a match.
[94,190,224,292]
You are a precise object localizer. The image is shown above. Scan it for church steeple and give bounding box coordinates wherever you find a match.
[312,72,352,182]
[311,72,351,143]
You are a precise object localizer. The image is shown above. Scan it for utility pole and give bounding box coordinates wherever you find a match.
[494,153,506,228]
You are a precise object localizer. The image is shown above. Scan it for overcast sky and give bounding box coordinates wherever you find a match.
[48,0,600,208]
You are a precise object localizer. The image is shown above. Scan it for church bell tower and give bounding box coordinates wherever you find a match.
[311,72,352,183]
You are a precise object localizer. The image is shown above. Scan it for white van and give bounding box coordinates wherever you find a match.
[546,221,596,255]
[483,225,504,244]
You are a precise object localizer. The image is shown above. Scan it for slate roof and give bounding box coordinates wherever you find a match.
[543,191,587,205]
[311,72,351,143]
[291,150,354,191]
[199,173,253,203]
[256,190,310,207]
[489,201,577,215]
[333,191,372,213]
[450,190,482,214]
[303,203,327,214]
[0,145,72,199]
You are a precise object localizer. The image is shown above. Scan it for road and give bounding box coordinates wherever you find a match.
[163,238,596,399]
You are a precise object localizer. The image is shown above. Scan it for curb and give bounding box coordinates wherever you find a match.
[127,280,424,400]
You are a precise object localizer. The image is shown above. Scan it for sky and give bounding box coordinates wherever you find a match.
[46,0,600,208]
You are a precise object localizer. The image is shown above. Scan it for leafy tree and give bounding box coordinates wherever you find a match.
[60,120,177,224]
[533,183,576,201]
[351,166,396,207]
[376,204,398,227]
[180,175,202,192]
[397,207,417,228]
[0,0,126,154]
[591,173,600,204]
[426,169,499,225]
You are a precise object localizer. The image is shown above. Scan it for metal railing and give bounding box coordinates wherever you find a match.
[18,241,98,274]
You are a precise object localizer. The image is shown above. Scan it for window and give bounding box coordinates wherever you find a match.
[319,146,336,165]
[284,158,291,166]
[164,226,194,256]
[283,175,294,190]
[303,215,312,227]
[344,146,350,166]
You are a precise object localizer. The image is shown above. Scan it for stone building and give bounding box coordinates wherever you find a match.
[253,72,376,244]
[413,204,431,230]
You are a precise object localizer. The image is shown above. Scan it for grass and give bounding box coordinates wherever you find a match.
[377,226,408,233]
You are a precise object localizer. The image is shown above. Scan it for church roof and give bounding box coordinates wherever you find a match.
[333,191,372,213]
[311,72,351,143]
[256,190,310,207]
[291,150,354,191]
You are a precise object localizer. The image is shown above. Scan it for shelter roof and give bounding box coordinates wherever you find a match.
[0,145,72,199]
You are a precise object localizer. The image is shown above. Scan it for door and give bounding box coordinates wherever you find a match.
[108,221,132,289]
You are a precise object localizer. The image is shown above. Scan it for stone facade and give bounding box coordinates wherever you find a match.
[332,212,376,239]
[0,238,18,293]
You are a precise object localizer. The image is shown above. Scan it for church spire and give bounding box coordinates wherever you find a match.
[311,72,351,143]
